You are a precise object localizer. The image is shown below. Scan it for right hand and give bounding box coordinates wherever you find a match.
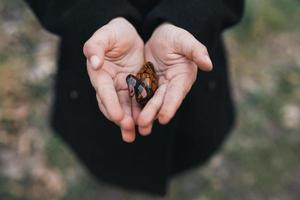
[83,17,144,143]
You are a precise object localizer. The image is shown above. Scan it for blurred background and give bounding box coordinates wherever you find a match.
[0,0,299,199]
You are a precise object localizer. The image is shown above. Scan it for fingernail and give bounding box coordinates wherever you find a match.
[204,55,213,69]
[90,55,100,70]
[139,126,152,136]
[121,129,135,143]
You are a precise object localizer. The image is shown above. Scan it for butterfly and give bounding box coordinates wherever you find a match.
[126,62,158,107]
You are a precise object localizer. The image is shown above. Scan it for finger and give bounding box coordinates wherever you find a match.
[86,58,102,72]
[158,78,193,125]
[96,72,124,124]
[96,94,110,120]
[131,98,141,124]
[137,84,167,135]
[175,32,213,71]
[83,26,113,70]
[138,123,153,136]
[120,116,136,143]
[83,41,105,70]
[118,90,136,143]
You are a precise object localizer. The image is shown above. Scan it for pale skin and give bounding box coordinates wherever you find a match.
[83,17,213,143]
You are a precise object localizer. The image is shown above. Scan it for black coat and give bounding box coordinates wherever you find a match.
[25,0,244,195]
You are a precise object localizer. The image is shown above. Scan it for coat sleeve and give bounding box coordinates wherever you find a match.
[24,0,142,42]
[142,0,244,49]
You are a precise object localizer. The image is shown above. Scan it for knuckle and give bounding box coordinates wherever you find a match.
[202,45,208,53]
[83,41,93,56]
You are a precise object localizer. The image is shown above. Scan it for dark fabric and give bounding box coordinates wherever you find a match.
[24,0,244,196]
[24,0,142,41]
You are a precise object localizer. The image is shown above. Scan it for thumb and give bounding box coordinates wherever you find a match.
[83,26,113,70]
[175,32,213,71]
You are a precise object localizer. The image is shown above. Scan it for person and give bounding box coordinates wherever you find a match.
[24,0,244,196]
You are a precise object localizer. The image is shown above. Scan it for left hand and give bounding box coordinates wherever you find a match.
[137,23,213,135]
[83,17,144,142]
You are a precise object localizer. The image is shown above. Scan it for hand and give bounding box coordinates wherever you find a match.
[137,23,213,135]
[83,17,144,143]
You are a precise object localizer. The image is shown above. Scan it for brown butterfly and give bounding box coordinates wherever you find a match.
[126,62,158,107]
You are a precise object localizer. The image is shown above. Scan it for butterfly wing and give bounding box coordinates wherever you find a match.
[137,62,158,95]
[126,62,158,107]
[126,74,149,107]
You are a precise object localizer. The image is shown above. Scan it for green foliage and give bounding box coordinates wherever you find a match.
[45,135,76,173]
[233,0,300,40]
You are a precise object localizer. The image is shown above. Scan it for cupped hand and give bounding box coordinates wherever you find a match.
[137,23,213,135]
[83,17,144,143]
